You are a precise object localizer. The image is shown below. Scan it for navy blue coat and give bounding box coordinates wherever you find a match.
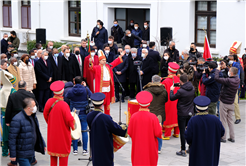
[34,58,53,90]
[132,28,142,46]
[202,69,222,102]
[1,38,8,54]
[111,25,124,43]
[9,110,46,158]
[148,49,161,74]
[104,51,115,63]
[87,110,127,166]
[92,27,108,50]
[63,81,73,105]
[113,55,129,83]
[185,113,225,166]
[141,55,154,87]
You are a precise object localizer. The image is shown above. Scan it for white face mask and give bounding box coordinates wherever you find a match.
[13,62,17,66]
[228,72,231,77]
[4,58,8,61]
[128,34,131,37]
[44,56,48,60]
[141,53,146,58]
[142,44,147,48]
[105,50,110,54]
[130,23,134,26]
[32,106,37,113]
[49,46,53,49]
[91,52,95,57]
[95,49,97,52]
[4,37,8,40]
[31,55,35,59]
[35,53,37,57]
[108,41,112,44]
[134,26,138,30]
[66,53,70,57]
[144,25,147,28]
[97,25,100,28]
[164,56,168,60]
[13,54,18,58]
[90,42,95,46]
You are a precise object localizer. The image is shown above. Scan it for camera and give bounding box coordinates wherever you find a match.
[179,60,184,69]
[188,61,197,66]
[174,83,180,87]
[134,60,142,66]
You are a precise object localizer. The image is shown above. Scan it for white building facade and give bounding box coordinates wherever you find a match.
[0,0,245,57]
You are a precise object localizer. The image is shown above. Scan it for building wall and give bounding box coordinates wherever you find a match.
[0,0,245,57]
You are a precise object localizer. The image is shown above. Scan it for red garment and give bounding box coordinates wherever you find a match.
[128,108,162,166]
[89,57,123,114]
[200,78,206,96]
[164,127,179,137]
[161,75,180,137]
[50,156,68,166]
[103,92,110,115]
[43,97,75,158]
[83,55,99,93]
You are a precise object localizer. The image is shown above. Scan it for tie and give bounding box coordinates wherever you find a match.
[55,57,58,66]
[78,55,81,64]
[32,60,34,66]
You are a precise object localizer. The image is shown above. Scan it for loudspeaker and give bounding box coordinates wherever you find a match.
[36,28,46,44]
[160,27,172,46]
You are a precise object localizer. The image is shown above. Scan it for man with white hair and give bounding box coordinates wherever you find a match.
[1,33,8,54]
[164,41,180,63]
[34,51,53,112]
[140,48,154,87]
[181,50,190,63]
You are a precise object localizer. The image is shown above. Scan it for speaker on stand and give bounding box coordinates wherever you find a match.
[36,28,46,44]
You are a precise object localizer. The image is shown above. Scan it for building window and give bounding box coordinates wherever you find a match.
[195,1,217,48]
[2,1,12,28]
[21,0,31,29]
[68,1,81,36]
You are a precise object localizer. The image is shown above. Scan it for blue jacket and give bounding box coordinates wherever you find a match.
[113,55,129,83]
[232,61,241,88]
[132,28,142,46]
[9,110,46,158]
[1,38,8,54]
[63,81,74,105]
[66,84,92,114]
[202,69,223,102]
[92,27,108,50]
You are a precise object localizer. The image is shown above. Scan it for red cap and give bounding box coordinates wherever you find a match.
[50,81,65,95]
[136,91,153,108]
[168,62,180,73]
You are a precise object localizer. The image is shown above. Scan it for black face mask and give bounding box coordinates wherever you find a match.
[75,51,80,55]
[172,45,176,50]
[25,59,29,64]
[190,47,194,52]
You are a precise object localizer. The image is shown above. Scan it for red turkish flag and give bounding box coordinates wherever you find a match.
[203,34,212,61]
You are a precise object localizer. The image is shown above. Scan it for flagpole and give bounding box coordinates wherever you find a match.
[87,31,92,65]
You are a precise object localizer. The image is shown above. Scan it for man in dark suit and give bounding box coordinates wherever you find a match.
[122,30,143,48]
[140,49,154,88]
[71,47,83,77]
[61,48,76,82]
[113,49,128,102]
[58,45,67,57]
[35,51,53,112]
[103,43,115,63]
[1,33,8,54]
[128,48,142,99]
[79,39,90,61]
[164,41,180,63]
[148,42,161,75]
[108,36,118,55]
[123,45,132,97]
[48,48,63,82]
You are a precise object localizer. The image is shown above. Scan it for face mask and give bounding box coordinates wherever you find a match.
[44,56,48,60]
[54,54,58,57]
[141,53,146,58]
[4,37,8,40]
[91,52,95,57]
[134,26,138,30]
[75,51,80,55]
[35,53,37,57]
[90,42,95,46]
[13,62,17,66]
[95,49,97,52]
[144,25,147,28]
[108,41,112,44]
[49,46,53,49]
[228,61,234,65]
[97,25,100,28]
[114,24,118,27]
[105,50,110,54]
[4,58,8,61]
[125,49,130,53]
[142,44,147,48]
[228,72,231,77]
[32,106,37,113]
[164,56,168,60]
[181,55,184,59]
[132,53,137,58]
[172,45,176,50]
[66,53,70,57]
[25,59,29,64]
[130,23,134,26]
[128,34,131,37]
[13,54,18,58]
[190,47,194,52]
[41,47,43,50]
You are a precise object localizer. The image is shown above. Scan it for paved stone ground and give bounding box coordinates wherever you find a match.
[1,100,245,166]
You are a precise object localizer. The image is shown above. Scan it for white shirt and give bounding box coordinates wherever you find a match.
[102,65,110,92]
[75,55,82,66]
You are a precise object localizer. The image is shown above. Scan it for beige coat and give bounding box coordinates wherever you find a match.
[19,61,37,91]
[7,64,21,90]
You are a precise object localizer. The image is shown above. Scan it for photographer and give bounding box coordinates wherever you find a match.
[189,43,202,59]
[65,76,92,155]
[170,74,195,157]
[193,57,206,96]
[202,62,222,115]
[177,62,194,82]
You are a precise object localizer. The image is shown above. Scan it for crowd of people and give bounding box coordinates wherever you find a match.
[0,19,245,166]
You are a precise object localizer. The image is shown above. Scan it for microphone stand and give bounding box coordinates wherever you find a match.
[78,129,92,166]
[108,63,124,124]
[137,66,143,91]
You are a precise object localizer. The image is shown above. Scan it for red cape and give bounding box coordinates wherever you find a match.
[89,57,123,103]
[43,98,75,157]
[83,55,99,93]
[128,108,162,166]
[161,75,180,128]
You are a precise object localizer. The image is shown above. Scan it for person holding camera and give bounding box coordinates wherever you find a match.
[170,74,195,157]
[65,76,92,155]
[193,57,206,96]
[202,62,222,115]
[177,63,194,82]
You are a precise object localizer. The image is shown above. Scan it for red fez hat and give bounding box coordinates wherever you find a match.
[136,91,153,108]
[168,62,180,73]
[98,50,106,61]
[50,81,65,95]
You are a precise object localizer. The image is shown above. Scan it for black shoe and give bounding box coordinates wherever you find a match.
[221,138,226,143]
[39,109,43,113]
[122,99,125,103]
[115,99,119,102]
[176,150,187,157]
[78,140,82,146]
[235,119,241,124]
[186,148,190,154]
[227,138,235,143]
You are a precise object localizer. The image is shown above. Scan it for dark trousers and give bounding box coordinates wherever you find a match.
[178,115,191,150]
[240,80,246,98]
[125,78,130,96]
[38,89,50,110]
[115,82,126,100]
[129,82,140,99]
